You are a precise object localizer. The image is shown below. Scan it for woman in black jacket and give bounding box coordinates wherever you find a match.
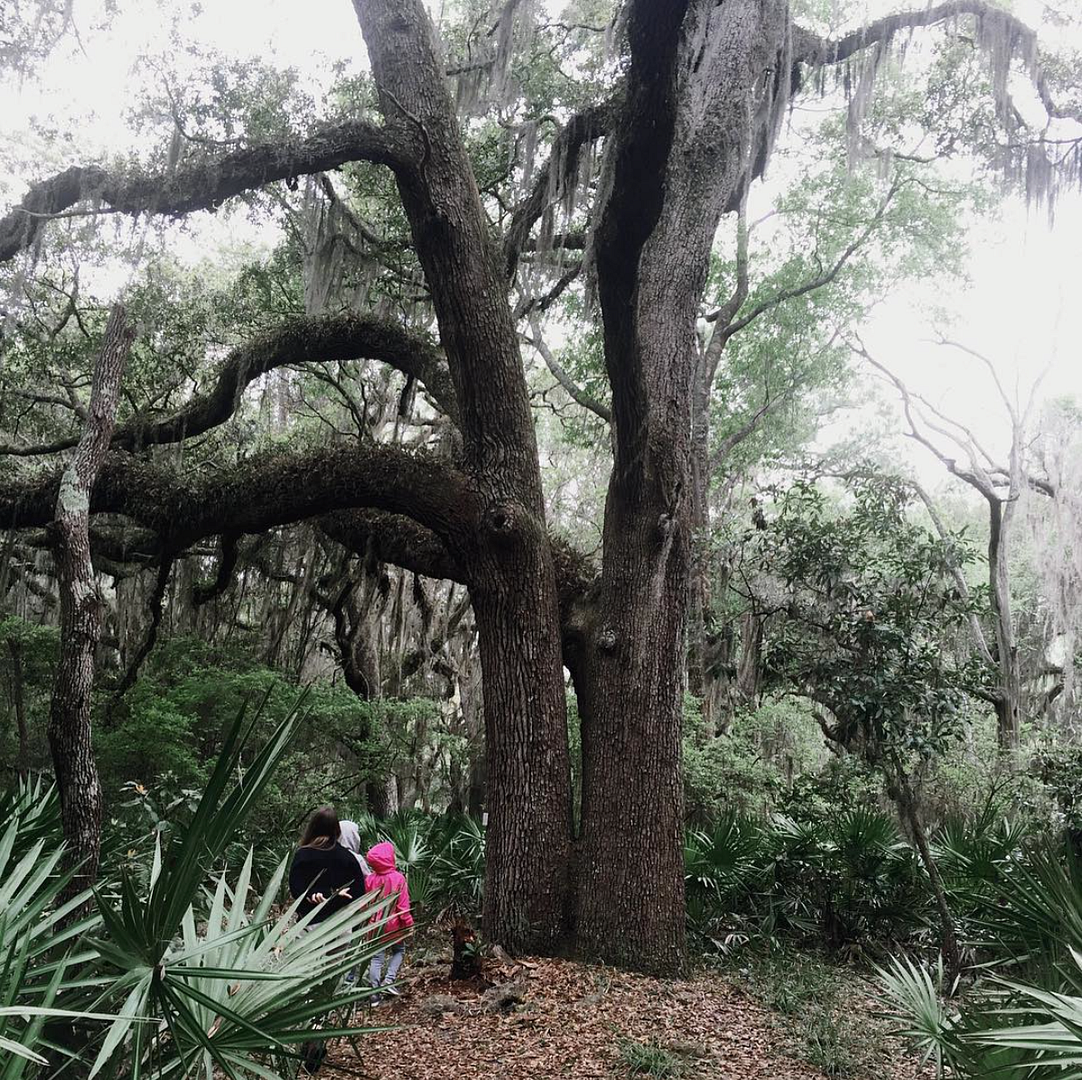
[289,805,365,923]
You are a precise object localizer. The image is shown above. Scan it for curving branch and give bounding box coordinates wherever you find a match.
[793,1,1036,67]
[708,180,901,343]
[191,532,243,606]
[2,312,459,458]
[911,480,996,669]
[526,315,611,424]
[318,508,466,585]
[0,119,407,265]
[792,0,1079,161]
[0,442,473,552]
[111,555,174,702]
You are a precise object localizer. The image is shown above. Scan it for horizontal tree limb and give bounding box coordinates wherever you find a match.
[0,442,472,551]
[792,1,1036,66]
[0,119,407,264]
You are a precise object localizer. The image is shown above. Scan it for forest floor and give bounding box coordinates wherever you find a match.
[322,945,928,1080]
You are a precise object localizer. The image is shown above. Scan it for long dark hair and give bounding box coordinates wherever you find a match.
[300,805,340,849]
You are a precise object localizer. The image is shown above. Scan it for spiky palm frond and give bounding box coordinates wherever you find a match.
[0,784,104,1076]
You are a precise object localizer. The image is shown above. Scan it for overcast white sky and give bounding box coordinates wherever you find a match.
[1,0,1080,487]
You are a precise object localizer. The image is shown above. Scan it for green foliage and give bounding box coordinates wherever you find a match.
[0,617,59,772]
[98,638,391,862]
[1,695,393,1078]
[344,808,485,919]
[683,696,828,822]
[754,475,986,775]
[1033,741,1082,835]
[684,799,932,953]
[876,836,1082,1078]
[800,1009,857,1077]
[971,950,1082,1075]
[0,782,102,1072]
[875,955,955,1077]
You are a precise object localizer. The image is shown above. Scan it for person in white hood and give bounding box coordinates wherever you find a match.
[338,819,372,876]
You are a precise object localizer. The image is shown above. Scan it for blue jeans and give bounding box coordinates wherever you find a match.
[369,943,405,987]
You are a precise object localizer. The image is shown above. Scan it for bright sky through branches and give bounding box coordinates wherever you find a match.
[1,0,1080,488]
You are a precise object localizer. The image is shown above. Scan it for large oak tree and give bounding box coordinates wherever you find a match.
[0,0,1075,969]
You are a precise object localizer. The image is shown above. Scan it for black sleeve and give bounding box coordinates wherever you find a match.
[289,849,310,901]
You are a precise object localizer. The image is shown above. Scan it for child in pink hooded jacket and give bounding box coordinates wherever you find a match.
[365,841,413,999]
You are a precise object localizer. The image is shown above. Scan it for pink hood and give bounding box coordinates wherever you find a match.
[365,842,413,936]
[366,841,397,874]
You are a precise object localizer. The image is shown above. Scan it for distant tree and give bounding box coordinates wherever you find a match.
[858,339,1058,750]
[748,475,986,983]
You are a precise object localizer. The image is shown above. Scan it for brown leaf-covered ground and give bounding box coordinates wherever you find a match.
[321,953,927,1080]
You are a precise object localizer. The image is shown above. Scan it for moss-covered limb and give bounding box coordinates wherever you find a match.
[0,441,474,549]
[0,119,408,264]
[792,1,1034,66]
[502,98,618,280]
[108,312,459,447]
[318,508,466,585]
[3,313,459,460]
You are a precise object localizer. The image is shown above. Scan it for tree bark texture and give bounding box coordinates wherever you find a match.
[48,304,134,897]
[352,0,572,951]
[576,0,790,972]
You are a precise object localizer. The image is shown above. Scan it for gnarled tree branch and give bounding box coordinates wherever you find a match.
[0,119,406,264]
[0,442,473,553]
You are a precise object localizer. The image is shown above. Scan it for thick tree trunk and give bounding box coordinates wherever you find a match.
[367,775,397,819]
[578,0,789,971]
[352,0,572,951]
[575,493,690,971]
[48,304,133,898]
[471,558,572,950]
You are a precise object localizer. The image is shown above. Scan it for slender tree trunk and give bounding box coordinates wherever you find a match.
[892,772,962,989]
[736,611,763,705]
[9,637,28,776]
[48,304,133,898]
[988,501,1020,750]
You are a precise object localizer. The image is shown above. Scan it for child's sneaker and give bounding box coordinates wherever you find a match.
[382,985,401,998]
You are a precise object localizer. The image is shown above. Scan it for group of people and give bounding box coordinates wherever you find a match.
[288,805,413,1002]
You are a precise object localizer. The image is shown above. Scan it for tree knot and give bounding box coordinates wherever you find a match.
[597,628,617,652]
[484,503,518,541]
